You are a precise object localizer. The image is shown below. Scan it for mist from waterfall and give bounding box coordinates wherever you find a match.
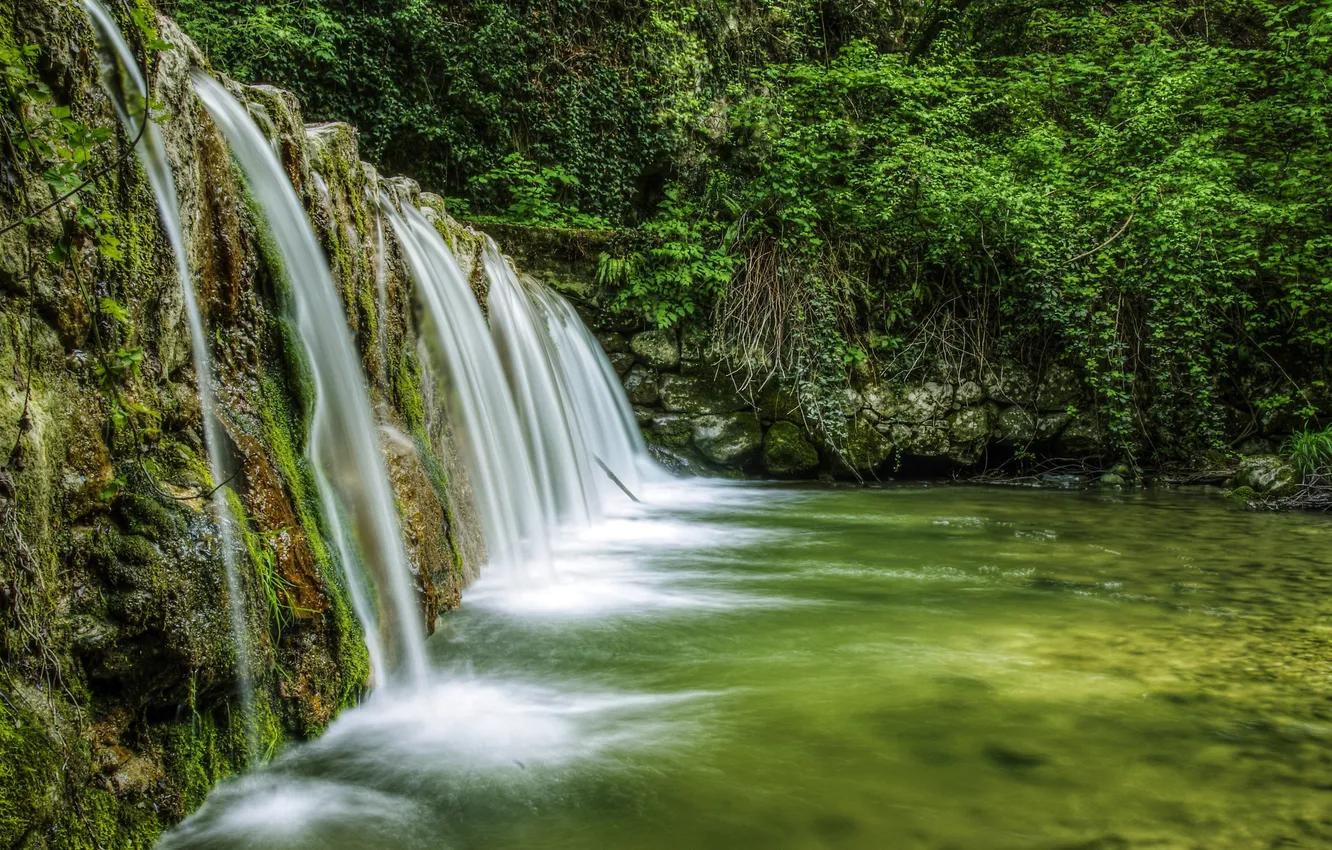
[80,0,261,758]
[194,75,427,687]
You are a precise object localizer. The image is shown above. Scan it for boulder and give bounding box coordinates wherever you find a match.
[1036,411,1072,440]
[1060,416,1108,455]
[949,404,997,444]
[841,417,894,471]
[996,406,1036,444]
[955,380,984,406]
[692,414,763,467]
[948,404,998,464]
[1036,362,1081,411]
[595,331,629,353]
[607,351,634,377]
[630,329,680,369]
[755,382,801,420]
[903,422,951,457]
[643,414,695,450]
[659,374,747,414]
[763,421,820,477]
[898,382,954,424]
[981,361,1035,404]
[837,388,863,418]
[1233,455,1300,497]
[679,322,709,362]
[623,365,660,405]
[862,384,901,419]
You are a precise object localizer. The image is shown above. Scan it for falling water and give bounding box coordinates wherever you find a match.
[529,284,654,495]
[484,240,599,527]
[381,200,550,577]
[80,0,260,757]
[483,241,655,504]
[194,75,427,687]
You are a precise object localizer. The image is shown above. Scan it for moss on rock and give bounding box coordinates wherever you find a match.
[763,421,819,477]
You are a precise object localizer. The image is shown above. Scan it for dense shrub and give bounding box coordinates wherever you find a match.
[171,0,1332,459]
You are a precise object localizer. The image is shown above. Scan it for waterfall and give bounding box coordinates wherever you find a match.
[483,240,599,527]
[194,75,427,687]
[527,284,653,495]
[381,200,551,578]
[483,243,654,504]
[80,0,260,757]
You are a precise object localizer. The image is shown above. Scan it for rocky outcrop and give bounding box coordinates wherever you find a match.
[0,3,500,844]
[1230,455,1300,498]
[604,318,1106,477]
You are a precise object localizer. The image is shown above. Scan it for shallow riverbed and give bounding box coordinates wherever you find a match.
[162,482,1332,849]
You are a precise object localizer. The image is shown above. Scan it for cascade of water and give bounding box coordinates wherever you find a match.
[527,285,655,494]
[194,75,427,687]
[482,238,655,502]
[80,0,260,758]
[483,240,599,527]
[380,199,550,578]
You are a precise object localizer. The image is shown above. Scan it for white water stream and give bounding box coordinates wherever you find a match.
[194,75,427,687]
[80,0,262,757]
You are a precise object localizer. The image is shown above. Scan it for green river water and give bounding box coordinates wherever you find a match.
[163,482,1332,850]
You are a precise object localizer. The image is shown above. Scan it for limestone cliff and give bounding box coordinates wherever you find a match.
[0,2,491,845]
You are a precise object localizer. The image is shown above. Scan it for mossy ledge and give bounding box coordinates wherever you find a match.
[0,1,501,844]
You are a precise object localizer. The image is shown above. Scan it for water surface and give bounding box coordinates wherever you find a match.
[164,483,1332,849]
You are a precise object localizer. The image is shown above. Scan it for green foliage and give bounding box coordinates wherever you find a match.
[1283,426,1332,478]
[175,0,1332,459]
[599,183,735,327]
[170,0,715,223]
[473,152,607,228]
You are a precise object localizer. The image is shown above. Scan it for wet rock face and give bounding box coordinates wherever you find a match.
[593,334,1106,477]
[0,1,489,843]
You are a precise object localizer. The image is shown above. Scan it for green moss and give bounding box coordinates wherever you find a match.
[0,693,59,847]
[763,420,820,477]
[255,363,371,705]
[61,787,163,850]
[113,488,182,542]
[393,344,427,433]
[226,488,297,639]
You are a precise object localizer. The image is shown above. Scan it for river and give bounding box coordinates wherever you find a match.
[162,482,1332,849]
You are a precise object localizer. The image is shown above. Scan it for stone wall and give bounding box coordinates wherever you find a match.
[478,225,1113,478]
[600,324,1107,478]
